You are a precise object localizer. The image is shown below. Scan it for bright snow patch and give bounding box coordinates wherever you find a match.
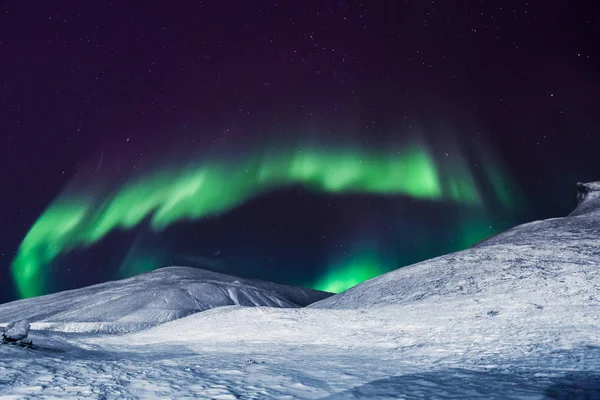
[2,320,30,341]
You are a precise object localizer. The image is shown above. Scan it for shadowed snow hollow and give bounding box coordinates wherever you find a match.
[312,181,600,309]
[0,267,331,333]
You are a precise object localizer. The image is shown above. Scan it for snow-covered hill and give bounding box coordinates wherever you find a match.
[1,182,598,398]
[0,266,331,333]
[312,181,600,310]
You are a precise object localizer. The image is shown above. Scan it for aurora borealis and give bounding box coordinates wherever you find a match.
[2,1,599,302]
[11,141,509,298]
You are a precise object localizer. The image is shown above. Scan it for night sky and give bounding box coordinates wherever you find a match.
[1,1,599,302]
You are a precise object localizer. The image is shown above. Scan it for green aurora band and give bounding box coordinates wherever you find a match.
[11,144,511,298]
[312,217,503,294]
[312,249,388,294]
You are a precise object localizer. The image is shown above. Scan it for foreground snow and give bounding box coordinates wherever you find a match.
[0,182,599,398]
[0,301,599,398]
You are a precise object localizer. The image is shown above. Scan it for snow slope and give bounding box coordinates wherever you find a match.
[0,266,331,333]
[0,182,598,398]
[312,181,600,310]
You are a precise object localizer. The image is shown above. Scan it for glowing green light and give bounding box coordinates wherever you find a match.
[312,250,387,293]
[484,164,515,209]
[119,255,163,278]
[11,143,492,298]
[458,219,497,248]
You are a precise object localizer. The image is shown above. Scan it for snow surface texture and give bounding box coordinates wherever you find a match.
[2,320,30,341]
[0,181,599,399]
[0,267,332,333]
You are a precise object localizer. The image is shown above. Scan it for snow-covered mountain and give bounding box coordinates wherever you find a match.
[312,181,600,310]
[0,266,331,333]
[1,182,598,398]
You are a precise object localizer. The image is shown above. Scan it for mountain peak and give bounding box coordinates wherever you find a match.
[576,181,600,203]
[572,181,600,216]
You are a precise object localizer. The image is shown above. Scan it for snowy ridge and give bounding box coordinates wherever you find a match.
[311,181,600,310]
[573,181,600,216]
[0,266,331,333]
[0,182,599,398]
